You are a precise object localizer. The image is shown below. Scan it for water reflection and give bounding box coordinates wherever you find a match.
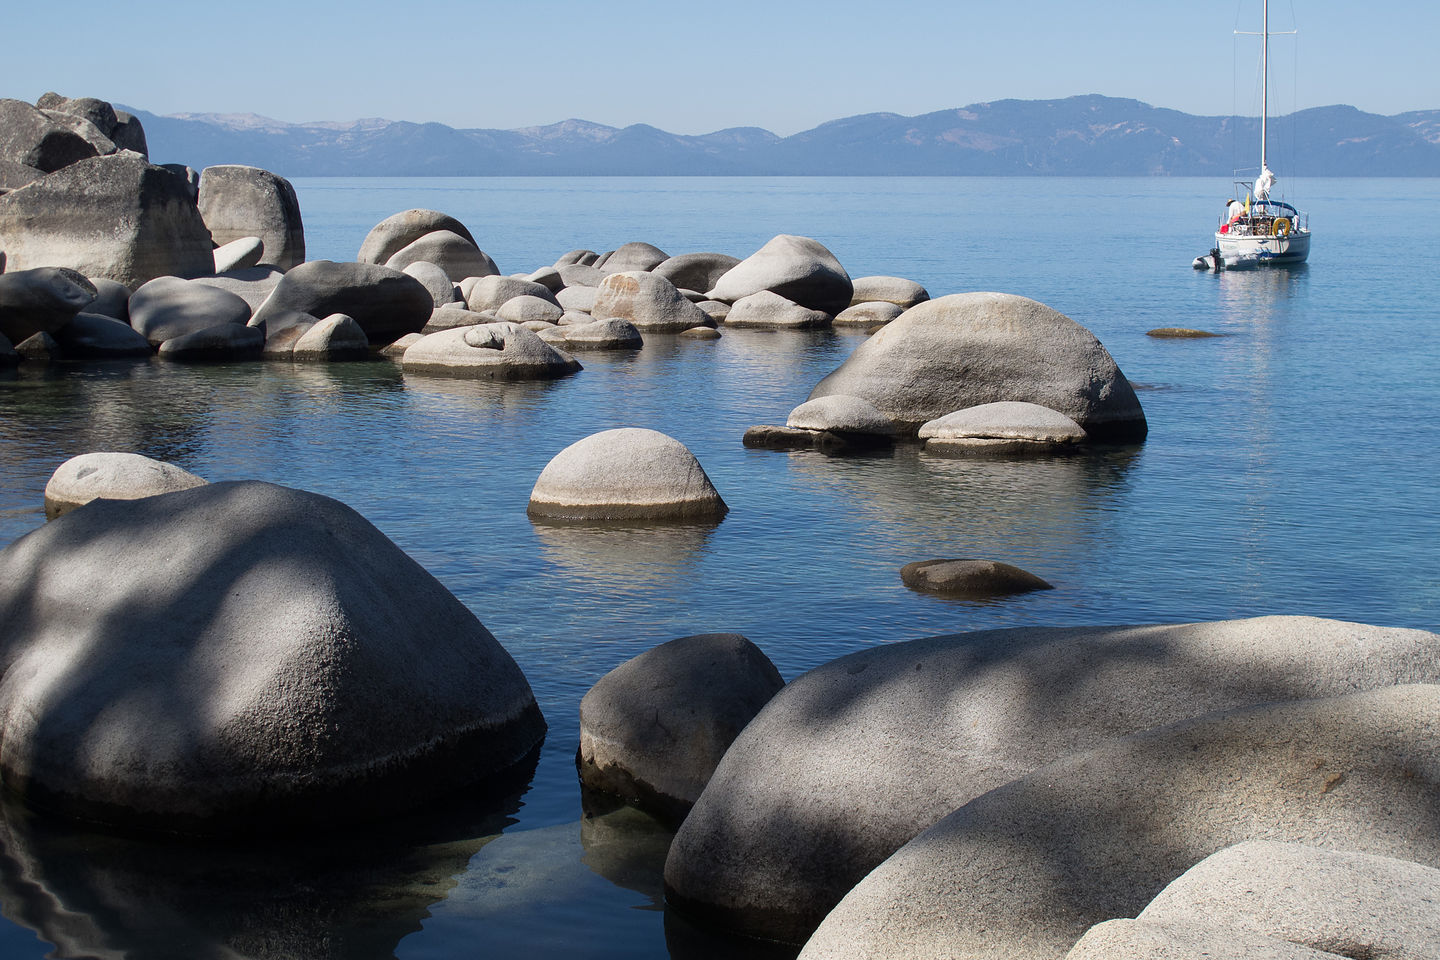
[531,521,717,593]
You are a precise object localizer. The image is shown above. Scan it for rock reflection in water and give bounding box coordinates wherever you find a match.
[531,521,717,594]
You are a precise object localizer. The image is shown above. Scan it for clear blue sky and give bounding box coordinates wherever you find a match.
[4,0,1434,134]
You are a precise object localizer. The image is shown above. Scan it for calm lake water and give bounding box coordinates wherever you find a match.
[0,176,1437,958]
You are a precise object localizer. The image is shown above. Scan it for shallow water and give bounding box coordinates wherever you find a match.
[0,177,1437,958]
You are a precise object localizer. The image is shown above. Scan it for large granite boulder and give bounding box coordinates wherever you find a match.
[0,480,546,833]
[464,275,559,314]
[384,229,498,282]
[0,99,108,173]
[157,322,265,362]
[0,153,214,288]
[402,322,581,380]
[653,252,742,293]
[707,235,853,315]
[786,395,895,436]
[196,165,305,271]
[85,277,132,321]
[251,260,432,345]
[129,276,252,346]
[797,684,1440,960]
[919,401,1089,455]
[51,312,154,360]
[833,301,904,327]
[402,260,461,307]
[0,267,96,343]
[599,241,669,274]
[807,292,1147,442]
[578,633,784,824]
[1064,919,1352,960]
[557,263,607,288]
[43,452,207,519]
[0,158,44,192]
[528,428,728,521]
[357,209,479,265]
[724,290,831,329]
[496,294,564,325]
[108,110,149,156]
[291,313,369,361]
[591,272,712,333]
[193,265,284,314]
[663,617,1440,944]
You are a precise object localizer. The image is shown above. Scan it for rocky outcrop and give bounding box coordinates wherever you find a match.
[197,164,306,271]
[528,428,728,521]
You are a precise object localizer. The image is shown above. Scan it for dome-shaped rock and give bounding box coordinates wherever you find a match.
[51,312,153,360]
[653,252,742,293]
[724,290,831,329]
[578,633,784,824]
[385,229,498,282]
[44,451,207,519]
[0,480,546,833]
[833,301,904,327]
[707,234,853,315]
[497,294,564,325]
[85,277,132,322]
[786,395,895,436]
[919,400,1088,454]
[251,261,432,345]
[555,248,599,267]
[193,266,284,314]
[357,209,479,265]
[591,272,711,333]
[556,317,643,350]
[197,165,305,271]
[663,616,1440,945]
[849,275,929,308]
[157,322,264,362]
[291,313,368,361]
[556,285,598,314]
[900,558,1053,597]
[402,322,580,380]
[599,241,669,274]
[528,428,727,521]
[807,292,1146,442]
[402,260,461,307]
[0,267,96,343]
[130,276,252,346]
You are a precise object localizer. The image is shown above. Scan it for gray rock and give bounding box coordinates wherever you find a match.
[129,276,252,346]
[357,209,478,265]
[524,266,565,292]
[192,266,284,314]
[423,305,487,333]
[680,326,722,340]
[259,312,317,357]
[109,110,148,156]
[1064,919,1339,960]
[900,558,1054,597]
[196,165,305,271]
[402,322,581,380]
[0,331,17,367]
[496,294,564,325]
[385,229,498,282]
[807,292,1147,442]
[15,331,61,362]
[43,451,206,519]
[0,266,96,343]
[557,262,608,288]
[1147,327,1224,338]
[849,275,930,308]
[381,332,424,358]
[51,312,153,360]
[787,395,895,435]
[725,290,831,329]
[528,428,728,521]
[212,236,264,274]
[464,275,560,314]
[919,401,1089,455]
[1135,841,1440,960]
[37,109,118,160]
[558,317,643,350]
[833,301,904,327]
[0,158,44,192]
[599,241,669,274]
[252,260,432,345]
[0,153,214,289]
[695,299,731,323]
[402,260,461,307]
[591,271,712,333]
[85,277,132,321]
[707,234,853,315]
[653,252,742,293]
[663,617,1440,944]
[0,99,105,173]
[159,162,200,199]
[34,93,117,137]
[291,313,369,361]
[0,480,546,832]
[556,284,598,314]
[579,633,784,824]
[157,321,264,361]
[797,684,1440,960]
[555,248,598,266]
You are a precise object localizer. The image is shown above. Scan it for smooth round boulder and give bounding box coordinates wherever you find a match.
[157,322,264,362]
[0,266,97,343]
[197,165,305,271]
[556,285,598,314]
[695,300,730,323]
[129,276,252,346]
[663,616,1440,945]
[402,322,581,380]
[555,248,598,266]
[1065,919,1340,960]
[599,241,669,274]
[381,332,424,358]
[524,266,564,292]
[259,312,317,357]
[385,229,498,282]
[402,260,461,307]
[464,275,559,314]
[251,261,432,345]
[1135,841,1440,960]
[422,305,487,333]
[724,290,831,329]
[786,395,895,436]
[291,314,369,361]
[0,332,17,368]
[528,428,728,522]
[797,684,1440,960]
[849,275,930,308]
[557,317,643,350]
[591,272,712,333]
[357,209,479,265]
[51,312,153,359]
[833,301,904,327]
[496,294,564,325]
[807,292,1147,442]
[192,266,284,314]
[0,153,214,289]
[43,452,207,519]
[919,401,1089,454]
[0,480,547,833]
[556,263,607,288]
[653,252,742,293]
[707,234,853,315]
[900,558,1053,597]
[578,633,784,824]
[212,236,264,274]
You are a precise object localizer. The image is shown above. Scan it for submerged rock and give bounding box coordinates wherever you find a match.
[51,312,153,360]
[44,451,207,519]
[528,428,727,522]
[402,322,580,380]
[849,275,929,308]
[919,401,1088,455]
[724,290,831,329]
[900,558,1053,597]
[129,275,252,346]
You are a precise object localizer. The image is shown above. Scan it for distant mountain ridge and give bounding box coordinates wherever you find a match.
[125,95,1440,177]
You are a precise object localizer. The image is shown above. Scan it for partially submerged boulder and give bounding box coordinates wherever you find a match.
[129,276,252,346]
[0,267,96,343]
[0,480,547,833]
[528,428,727,522]
[591,271,712,333]
[724,290,831,329]
[157,322,264,362]
[197,165,305,271]
[919,401,1089,455]
[251,260,432,346]
[402,322,581,380]
[900,558,1054,597]
[51,312,153,360]
[555,317,643,350]
[707,234,852,315]
[807,292,1146,442]
[833,301,904,327]
[578,633,784,824]
[291,313,368,361]
[43,452,207,519]
[849,276,929,308]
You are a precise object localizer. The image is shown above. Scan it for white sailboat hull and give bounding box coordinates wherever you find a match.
[1215,228,1311,266]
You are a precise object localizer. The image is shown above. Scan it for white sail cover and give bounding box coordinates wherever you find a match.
[1254,165,1276,201]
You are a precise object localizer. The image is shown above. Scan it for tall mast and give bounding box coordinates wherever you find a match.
[1261,0,1269,171]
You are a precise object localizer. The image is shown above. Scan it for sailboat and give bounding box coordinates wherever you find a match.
[1204,0,1311,268]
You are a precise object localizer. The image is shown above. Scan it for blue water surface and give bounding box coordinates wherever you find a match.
[0,176,1436,959]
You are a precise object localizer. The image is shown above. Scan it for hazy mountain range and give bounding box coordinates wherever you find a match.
[127,95,1440,177]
